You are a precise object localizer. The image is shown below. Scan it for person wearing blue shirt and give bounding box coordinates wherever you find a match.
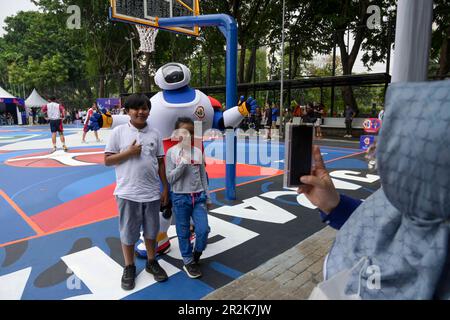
[271,105,279,128]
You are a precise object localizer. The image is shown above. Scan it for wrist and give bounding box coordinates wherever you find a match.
[320,192,341,214]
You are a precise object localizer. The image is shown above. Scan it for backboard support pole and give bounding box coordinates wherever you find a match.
[158,14,238,200]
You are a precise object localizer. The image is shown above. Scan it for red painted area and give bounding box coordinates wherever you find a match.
[74,153,104,164]
[12,159,68,168]
[31,184,118,233]
[6,148,105,168]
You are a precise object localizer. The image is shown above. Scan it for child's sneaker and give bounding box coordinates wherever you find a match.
[121,265,136,291]
[146,259,168,282]
[183,262,202,279]
[52,146,57,153]
[63,145,68,152]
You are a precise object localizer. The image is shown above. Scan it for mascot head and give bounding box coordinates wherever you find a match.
[155,63,191,91]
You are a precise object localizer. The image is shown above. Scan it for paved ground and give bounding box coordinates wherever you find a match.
[204,227,337,300]
[0,125,377,300]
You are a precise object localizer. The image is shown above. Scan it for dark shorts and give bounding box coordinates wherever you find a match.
[49,119,63,133]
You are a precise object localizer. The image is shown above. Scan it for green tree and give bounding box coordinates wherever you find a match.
[0,9,85,106]
[432,0,450,78]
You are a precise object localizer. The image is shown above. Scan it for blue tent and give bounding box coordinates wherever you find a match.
[0,86,25,125]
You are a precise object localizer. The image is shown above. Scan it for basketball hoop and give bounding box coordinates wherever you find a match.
[136,25,159,53]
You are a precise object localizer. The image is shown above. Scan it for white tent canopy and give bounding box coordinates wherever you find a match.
[0,86,16,99]
[25,89,49,108]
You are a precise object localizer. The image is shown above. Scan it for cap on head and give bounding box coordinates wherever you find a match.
[155,63,191,90]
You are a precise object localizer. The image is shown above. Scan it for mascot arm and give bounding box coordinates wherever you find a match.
[212,110,225,130]
[88,109,127,130]
[221,96,258,129]
[109,115,131,129]
[222,107,245,129]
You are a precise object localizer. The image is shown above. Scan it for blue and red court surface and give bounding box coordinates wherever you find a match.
[0,125,380,300]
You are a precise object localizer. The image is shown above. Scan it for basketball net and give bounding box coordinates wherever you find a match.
[136,25,159,53]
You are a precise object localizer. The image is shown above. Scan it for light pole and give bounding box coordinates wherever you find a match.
[125,34,136,93]
[279,0,286,138]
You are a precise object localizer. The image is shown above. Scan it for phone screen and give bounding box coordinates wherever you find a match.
[285,125,313,187]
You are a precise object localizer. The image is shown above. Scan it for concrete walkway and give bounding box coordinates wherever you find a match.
[203,227,337,300]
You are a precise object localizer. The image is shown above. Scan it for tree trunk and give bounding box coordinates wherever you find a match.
[119,73,126,94]
[98,75,105,98]
[293,48,300,78]
[206,53,212,87]
[245,45,257,83]
[140,52,152,93]
[238,43,247,83]
[334,1,370,115]
[439,27,450,79]
[337,30,361,115]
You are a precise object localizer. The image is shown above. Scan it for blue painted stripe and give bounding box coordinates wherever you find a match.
[58,170,116,202]
[208,261,243,279]
[0,196,36,244]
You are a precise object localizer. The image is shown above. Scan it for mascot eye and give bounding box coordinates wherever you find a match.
[163,65,184,84]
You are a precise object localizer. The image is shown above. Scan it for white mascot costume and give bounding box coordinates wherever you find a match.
[96,62,256,258]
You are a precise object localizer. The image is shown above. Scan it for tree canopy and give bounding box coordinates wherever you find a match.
[0,0,448,112]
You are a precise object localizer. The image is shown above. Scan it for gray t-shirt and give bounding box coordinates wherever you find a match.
[166,144,211,203]
[105,122,164,203]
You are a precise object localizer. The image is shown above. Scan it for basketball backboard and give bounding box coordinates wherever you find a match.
[110,0,200,36]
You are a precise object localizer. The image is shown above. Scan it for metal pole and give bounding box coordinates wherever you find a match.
[392,0,433,82]
[131,39,135,93]
[279,0,286,138]
[331,34,336,117]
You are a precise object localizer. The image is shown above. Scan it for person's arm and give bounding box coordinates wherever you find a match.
[158,157,169,206]
[104,139,141,166]
[318,195,362,230]
[59,105,65,119]
[165,148,189,185]
[297,146,361,230]
[199,154,212,209]
[42,105,48,120]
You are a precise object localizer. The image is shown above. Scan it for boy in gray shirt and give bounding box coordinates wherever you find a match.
[166,117,212,279]
[105,94,169,290]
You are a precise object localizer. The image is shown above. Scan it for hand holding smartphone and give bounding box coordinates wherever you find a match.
[284,124,314,188]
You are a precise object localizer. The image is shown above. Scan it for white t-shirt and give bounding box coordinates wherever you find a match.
[43,102,64,120]
[105,122,165,203]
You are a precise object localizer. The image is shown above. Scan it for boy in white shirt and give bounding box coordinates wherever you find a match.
[105,94,169,290]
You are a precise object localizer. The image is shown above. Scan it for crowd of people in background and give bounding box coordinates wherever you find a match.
[3,98,385,142]
[240,100,328,139]
[0,112,14,125]
[9,103,125,127]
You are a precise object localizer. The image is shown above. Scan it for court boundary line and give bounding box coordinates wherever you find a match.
[0,189,45,236]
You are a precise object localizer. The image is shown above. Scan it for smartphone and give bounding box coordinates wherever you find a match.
[284,124,314,188]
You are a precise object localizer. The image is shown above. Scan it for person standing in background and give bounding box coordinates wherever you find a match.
[42,96,68,152]
[344,105,356,138]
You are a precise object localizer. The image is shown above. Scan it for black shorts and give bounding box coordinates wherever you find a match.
[50,119,63,133]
